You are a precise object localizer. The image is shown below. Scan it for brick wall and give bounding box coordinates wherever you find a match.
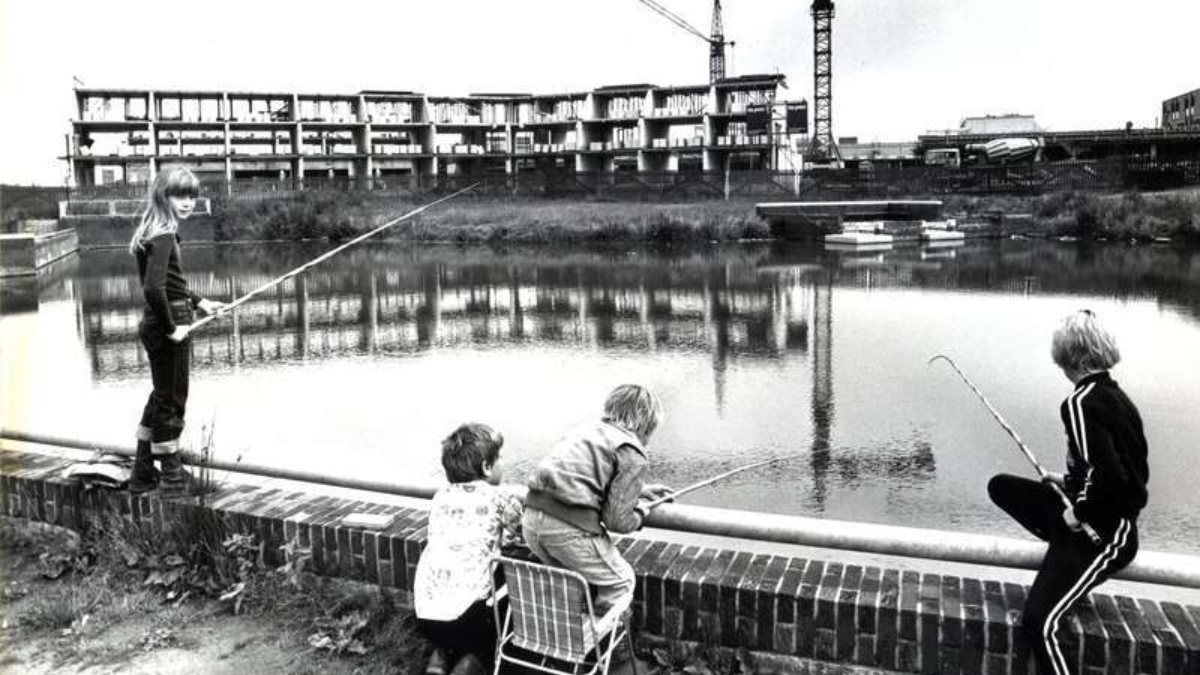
[2,449,1197,675]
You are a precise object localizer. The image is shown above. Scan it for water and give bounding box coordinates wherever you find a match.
[2,239,1198,555]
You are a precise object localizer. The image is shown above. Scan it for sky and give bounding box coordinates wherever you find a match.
[1,0,1197,185]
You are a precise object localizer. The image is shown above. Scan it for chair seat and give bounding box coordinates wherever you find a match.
[492,556,635,675]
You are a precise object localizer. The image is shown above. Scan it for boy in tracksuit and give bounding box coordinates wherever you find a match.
[988,310,1149,675]
[522,384,673,616]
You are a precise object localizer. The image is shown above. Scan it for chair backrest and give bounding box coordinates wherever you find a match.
[495,556,600,662]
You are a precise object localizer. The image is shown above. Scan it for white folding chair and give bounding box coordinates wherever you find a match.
[491,556,636,675]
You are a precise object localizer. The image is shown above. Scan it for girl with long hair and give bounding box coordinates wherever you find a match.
[129,165,226,495]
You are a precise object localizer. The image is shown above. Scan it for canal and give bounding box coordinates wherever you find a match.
[1,239,1197,555]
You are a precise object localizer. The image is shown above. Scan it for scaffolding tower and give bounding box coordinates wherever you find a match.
[809,0,837,161]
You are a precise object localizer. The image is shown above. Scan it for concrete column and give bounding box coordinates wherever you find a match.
[223,122,232,195]
[293,122,304,189]
[148,92,158,180]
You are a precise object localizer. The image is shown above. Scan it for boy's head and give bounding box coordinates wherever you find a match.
[441,423,504,484]
[602,384,663,444]
[1051,309,1121,375]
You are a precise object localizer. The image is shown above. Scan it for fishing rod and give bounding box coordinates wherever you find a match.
[928,354,1102,545]
[646,455,798,509]
[188,183,478,333]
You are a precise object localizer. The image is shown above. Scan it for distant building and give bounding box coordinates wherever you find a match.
[925,114,1041,138]
[1162,88,1199,130]
[838,140,918,168]
[66,75,805,188]
[960,114,1040,135]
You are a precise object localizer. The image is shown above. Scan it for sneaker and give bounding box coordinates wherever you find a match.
[448,653,486,675]
[425,648,450,675]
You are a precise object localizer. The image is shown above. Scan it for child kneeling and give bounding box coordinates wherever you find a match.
[414,423,524,675]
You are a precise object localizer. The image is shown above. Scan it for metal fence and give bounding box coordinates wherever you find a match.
[64,158,1200,204]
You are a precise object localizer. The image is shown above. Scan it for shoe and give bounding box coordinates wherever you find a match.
[448,653,486,675]
[159,453,200,498]
[425,648,450,675]
[128,440,159,494]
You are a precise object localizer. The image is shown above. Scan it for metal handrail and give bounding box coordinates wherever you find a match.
[2,428,1197,589]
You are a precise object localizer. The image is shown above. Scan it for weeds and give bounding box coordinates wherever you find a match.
[208,192,772,245]
[1032,189,1200,241]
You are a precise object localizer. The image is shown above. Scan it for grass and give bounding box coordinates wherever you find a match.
[211,192,771,244]
[1,509,432,674]
[1032,189,1200,242]
[209,187,1200,245]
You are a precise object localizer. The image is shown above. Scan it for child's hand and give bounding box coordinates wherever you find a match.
[1040,471,1066,488]
[1061,506,1082,532]
[197,298,228,317]
[641,483,674,503]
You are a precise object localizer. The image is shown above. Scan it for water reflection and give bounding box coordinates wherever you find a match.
[10,239,1200,551]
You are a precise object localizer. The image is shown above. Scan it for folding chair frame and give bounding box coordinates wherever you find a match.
[490,557,638,675]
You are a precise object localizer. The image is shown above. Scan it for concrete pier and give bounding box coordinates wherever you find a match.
[0,229,78,278]
[756,201,945,240]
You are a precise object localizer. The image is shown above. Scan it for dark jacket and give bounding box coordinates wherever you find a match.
[1061,371,1149,524]
[136,233,200,332]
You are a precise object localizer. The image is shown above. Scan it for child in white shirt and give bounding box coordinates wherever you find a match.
[414,423,523,675]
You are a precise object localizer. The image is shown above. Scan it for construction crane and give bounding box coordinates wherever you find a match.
[635,0,734,83]
[809,0,838,161]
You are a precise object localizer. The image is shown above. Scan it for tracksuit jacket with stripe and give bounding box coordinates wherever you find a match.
[1060,371,1149,529]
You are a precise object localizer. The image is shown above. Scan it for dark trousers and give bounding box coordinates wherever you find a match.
[988,474,1138,675]
[418,599,497,665]
[138,301,192,447]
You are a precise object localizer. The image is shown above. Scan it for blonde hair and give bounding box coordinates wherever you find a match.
[602,384,663,442]
[129,165,200,255]
[1051,309,1121,373]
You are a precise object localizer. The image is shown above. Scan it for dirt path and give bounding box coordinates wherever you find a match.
[0,518,419,675]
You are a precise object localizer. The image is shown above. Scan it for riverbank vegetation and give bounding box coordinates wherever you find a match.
[1032,189,1200,242]
[0,513,427,674]
[1,511,760,675]
[212,193,769,244]
[205,187,1200,245]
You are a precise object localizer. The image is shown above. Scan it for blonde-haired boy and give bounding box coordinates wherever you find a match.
[988,310,1148,675]
[522,384,672,615]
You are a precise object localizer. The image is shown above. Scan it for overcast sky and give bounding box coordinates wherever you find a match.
[1,0,1197,185]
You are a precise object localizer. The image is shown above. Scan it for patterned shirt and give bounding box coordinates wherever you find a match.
[414,481,525,621]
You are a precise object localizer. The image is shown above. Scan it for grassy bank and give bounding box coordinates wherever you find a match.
[206,189,1200,245]
[1032,189,1200,242]
[212,193,770,244]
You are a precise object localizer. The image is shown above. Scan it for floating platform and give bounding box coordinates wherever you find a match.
[757,200,944,240]
[824,231,895,252]
[920,228,965,242]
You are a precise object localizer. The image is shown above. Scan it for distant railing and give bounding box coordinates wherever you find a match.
[64,159,1200,204]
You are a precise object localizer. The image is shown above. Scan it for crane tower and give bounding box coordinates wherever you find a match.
[635,0,734,84]
[710,0,727,82]
[810,0,837,160]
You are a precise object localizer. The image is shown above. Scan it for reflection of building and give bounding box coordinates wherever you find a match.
[68,75,802,187]
[76,255,816,378]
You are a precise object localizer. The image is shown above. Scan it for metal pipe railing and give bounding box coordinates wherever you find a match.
[3,429,1198,589]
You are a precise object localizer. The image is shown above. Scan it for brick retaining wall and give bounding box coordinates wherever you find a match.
[1,449,1196,675]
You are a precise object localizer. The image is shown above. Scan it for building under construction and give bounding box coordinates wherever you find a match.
[67,76,806,188]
